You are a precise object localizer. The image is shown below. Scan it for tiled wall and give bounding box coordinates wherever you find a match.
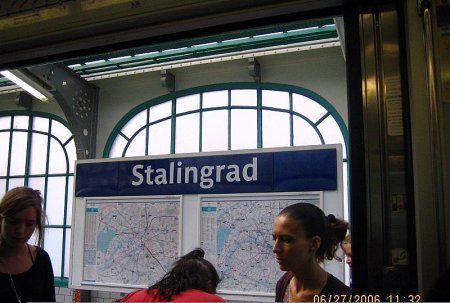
[89,290,124,302]
[55,287,73,303]
[55,287,124,302]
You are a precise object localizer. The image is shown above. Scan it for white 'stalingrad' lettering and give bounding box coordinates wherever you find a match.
[131,157,258,189]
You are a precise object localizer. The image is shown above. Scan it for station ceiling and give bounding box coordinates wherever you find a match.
[0,1,346,96]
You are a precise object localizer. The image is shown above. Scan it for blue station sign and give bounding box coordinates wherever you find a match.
[75,148,338,197]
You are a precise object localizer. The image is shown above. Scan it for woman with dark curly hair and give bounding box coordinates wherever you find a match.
[272,203,351,302]
[121,248,225,302]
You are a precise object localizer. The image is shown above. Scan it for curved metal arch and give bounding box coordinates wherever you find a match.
[0,127,74,175]
[0,110,76,175]
[104,82,349,158]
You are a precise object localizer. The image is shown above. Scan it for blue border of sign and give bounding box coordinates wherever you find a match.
[75,148,338,197]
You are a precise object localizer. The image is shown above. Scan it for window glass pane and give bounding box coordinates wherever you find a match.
[202,110,228,152]
[66,176,74,224]
[48,137,68,174]
[33,117,49,133]
[293,116,322,146]
[343,162,349,221]
[66,139,76,173]
[231,89,257,106]
[203,90,228,108]
[0,116,11,130]
[292,94,327,123]
[29,133,48,175]
[176,94,200,114]
[12,116,29,130]
[149,120,171,155]
[231,109,257,150]
[110,135,128,158]
[28,177,46,196]
[150,101,172,123]
[10,132,28,175]
[51,120,72,144]
[0,179,6,196]
[8,178,24,189]
[125,129,146,157]
[64,229,71,277]
[46,176,66,225]
[44,228,63,277]
[175,113,199,153]
[0,132,10,175]
[122,110,147,138]
[262,110,290,148]
[28,232,37,246]
[317,116,347,158]
[262,90,290,109]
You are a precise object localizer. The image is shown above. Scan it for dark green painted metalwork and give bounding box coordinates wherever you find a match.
[145,109,150,156]
[54,277,69,288]
[228,90,232,151]
[289,92,294,147]
[66,19,337,77]
[24,115,33,186]
[0,18,337,88]
[257,88,263,148]
[199,93,203,152]
[103,82,349,161]
[6,116,13,190]
[61,177,70,279]
[171,100,176,154]
[43,119,52,228]
[0,111,75,280]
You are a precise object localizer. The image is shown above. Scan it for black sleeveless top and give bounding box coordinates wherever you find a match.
[0,246,55,302]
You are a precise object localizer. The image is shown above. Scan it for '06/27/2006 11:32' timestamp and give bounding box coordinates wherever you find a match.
[313,294,422,302]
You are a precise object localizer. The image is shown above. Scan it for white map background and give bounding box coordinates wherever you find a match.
[200,196,320,294]
[83,199,180,287]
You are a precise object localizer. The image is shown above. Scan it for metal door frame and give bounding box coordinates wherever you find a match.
[347,1,419,296]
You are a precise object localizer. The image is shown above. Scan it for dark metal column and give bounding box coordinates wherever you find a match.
[26,63,99,159]
[356,2,417,297]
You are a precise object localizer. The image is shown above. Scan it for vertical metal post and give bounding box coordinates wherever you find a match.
[418,0,446,271]
[357,2,418,296]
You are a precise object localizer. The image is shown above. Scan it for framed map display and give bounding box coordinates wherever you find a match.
[70,145,343,299]
[71,196,181,291]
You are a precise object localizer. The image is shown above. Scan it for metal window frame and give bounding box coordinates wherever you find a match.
[0,111,75,285]
[104,83,349,161]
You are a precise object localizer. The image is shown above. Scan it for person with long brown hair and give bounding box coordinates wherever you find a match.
[272,203,351,302]
[0,186,55,302]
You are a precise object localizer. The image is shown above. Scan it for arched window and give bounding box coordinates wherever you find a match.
[0,112,76,283]
[105,83,349,217]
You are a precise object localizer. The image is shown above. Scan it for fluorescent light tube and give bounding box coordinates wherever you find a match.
[0,70,50,102]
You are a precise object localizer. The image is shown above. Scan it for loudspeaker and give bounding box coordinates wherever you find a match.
[16,91,32,110]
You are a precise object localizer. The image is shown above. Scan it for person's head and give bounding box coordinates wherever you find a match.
[272,203,348,273]
[0,186,45,248]
[341,234,352,269]
[150,248,221,300]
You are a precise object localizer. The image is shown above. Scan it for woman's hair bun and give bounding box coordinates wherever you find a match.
[192,248,205,259]
[182,248,205,260]
[327,214,336,224]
